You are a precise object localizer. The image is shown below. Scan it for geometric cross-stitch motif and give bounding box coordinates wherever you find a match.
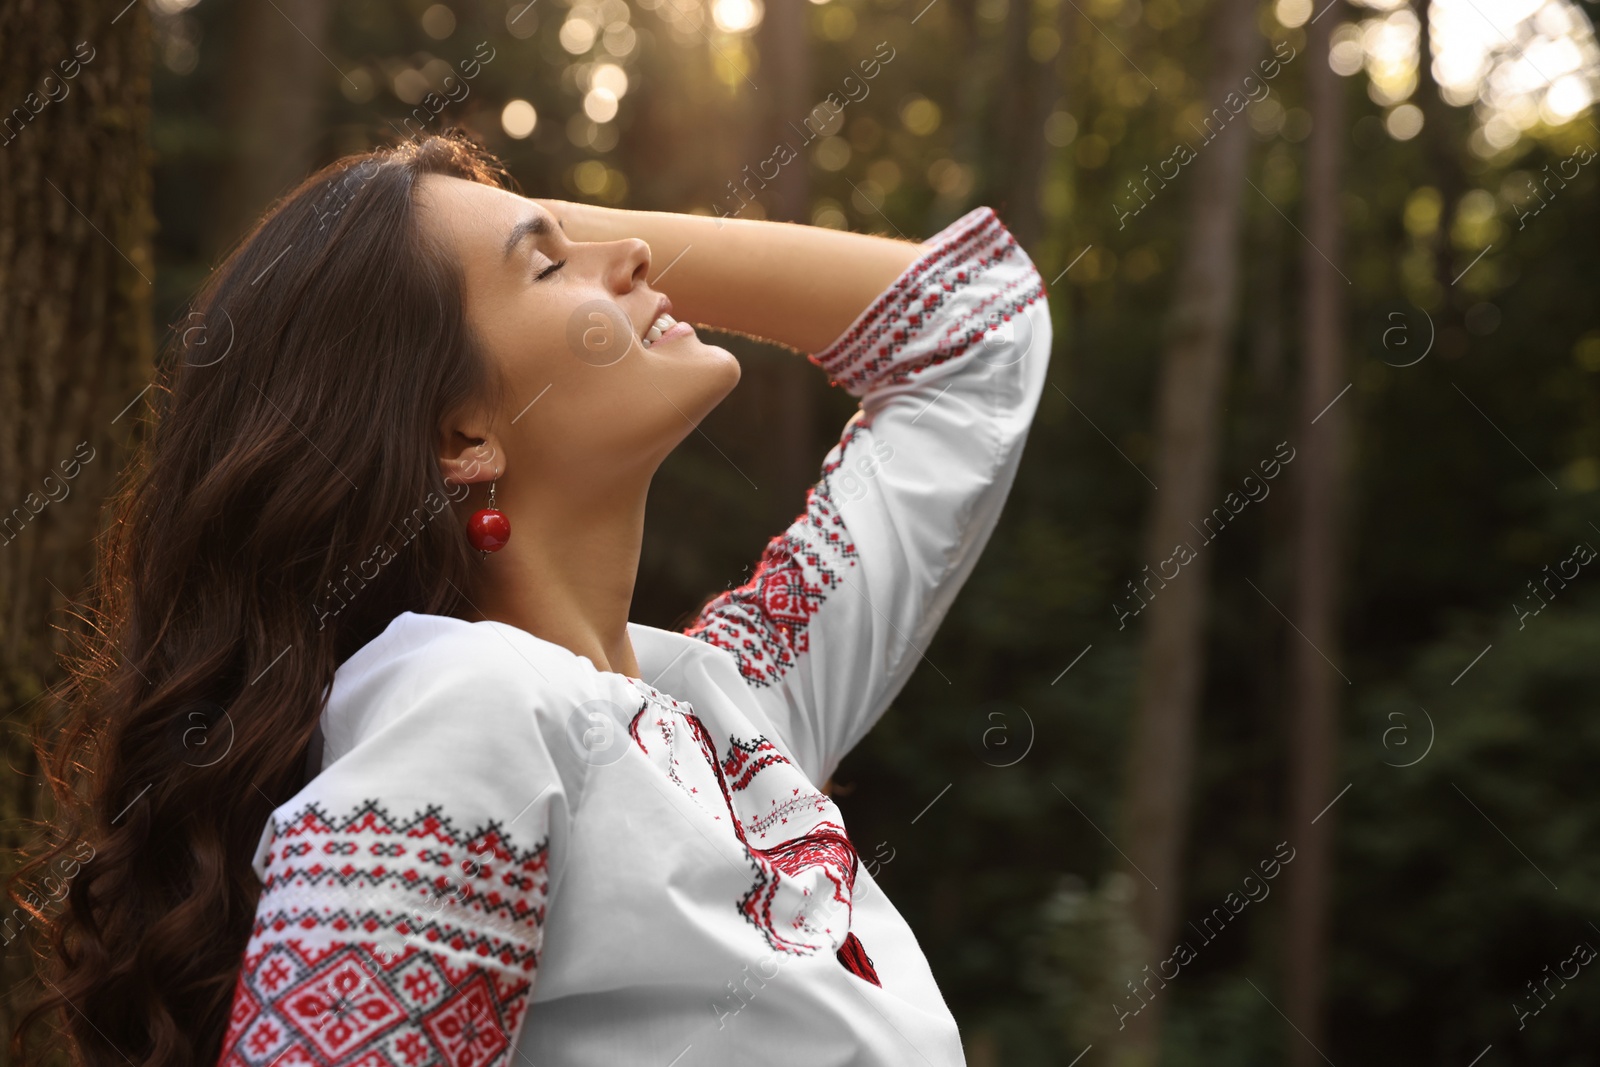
[217,799,549,1066]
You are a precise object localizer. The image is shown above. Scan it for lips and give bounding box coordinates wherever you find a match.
[641,310,680,349]
[639,295,696,349]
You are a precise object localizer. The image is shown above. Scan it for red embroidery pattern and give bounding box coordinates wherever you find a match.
[624,681,877,983]
[683,422,862,688]
[721,733,793,790]
[808,207,1023,395]
[882,264,1047,388]
[217,801,550,1067]
[219,941,528,1067]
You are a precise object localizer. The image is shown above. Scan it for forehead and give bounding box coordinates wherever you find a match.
[415,175,549,263]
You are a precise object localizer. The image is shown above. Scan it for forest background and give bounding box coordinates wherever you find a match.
[3,0,1599,1062]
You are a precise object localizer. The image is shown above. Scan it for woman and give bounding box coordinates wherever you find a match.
[13,132,1050,1067]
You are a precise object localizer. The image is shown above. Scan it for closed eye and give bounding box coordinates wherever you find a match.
[535,258,567,281]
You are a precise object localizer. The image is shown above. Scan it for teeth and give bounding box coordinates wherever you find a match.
[642,312,676,348]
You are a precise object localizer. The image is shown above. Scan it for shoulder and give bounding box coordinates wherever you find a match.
[251,613,635,876]
[323,611,632,758]
[247,614,638,884]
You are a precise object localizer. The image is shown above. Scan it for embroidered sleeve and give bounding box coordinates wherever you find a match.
[214,652,578,1067]
[685,206,1052,783]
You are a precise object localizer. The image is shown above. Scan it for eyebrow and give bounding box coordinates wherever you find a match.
[501,213,564,260]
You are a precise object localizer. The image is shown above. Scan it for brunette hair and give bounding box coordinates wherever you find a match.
[7,131,513,1067]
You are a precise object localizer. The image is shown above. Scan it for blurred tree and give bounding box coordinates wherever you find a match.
[1281,3,1350,1060]
[204,0,331,259]
[1110,0,1266,1060]
[746,0,815,500]
[0,0,153,1046]
[990,0,1067,246]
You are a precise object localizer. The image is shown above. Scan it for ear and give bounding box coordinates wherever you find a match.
[437,413,505,489]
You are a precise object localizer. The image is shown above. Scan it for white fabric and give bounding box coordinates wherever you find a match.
[221,205,1050,1067]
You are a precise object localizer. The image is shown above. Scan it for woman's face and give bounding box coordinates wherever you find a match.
[417,175,740,500]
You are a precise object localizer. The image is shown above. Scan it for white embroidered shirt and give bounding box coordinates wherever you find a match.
[216,205,1051,1067]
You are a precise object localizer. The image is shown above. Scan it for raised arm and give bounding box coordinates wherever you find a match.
[543,204,1051,786]
[531,199,922,353]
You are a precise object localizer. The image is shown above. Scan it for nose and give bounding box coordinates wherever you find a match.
[603,237,651,295]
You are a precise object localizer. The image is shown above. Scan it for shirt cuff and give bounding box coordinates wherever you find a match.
[806,206,1010,398]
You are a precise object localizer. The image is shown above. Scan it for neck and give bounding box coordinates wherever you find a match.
[458,478,646,679]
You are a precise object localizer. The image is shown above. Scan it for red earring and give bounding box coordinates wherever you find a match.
[467,480,511,555]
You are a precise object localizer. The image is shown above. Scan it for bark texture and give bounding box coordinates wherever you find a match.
[0,0,154,1040]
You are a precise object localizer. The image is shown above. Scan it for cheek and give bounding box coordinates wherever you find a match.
[562,301,637,370]
[477,294,588,397]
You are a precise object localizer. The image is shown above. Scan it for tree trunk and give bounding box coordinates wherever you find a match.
[1283,5,1348,1061]
[750,1,814,499]
[0,0,154,1037]
[205,0,331,259]
[990,0,1043,246]
[1249,186,1289,832]
[1001,0,1073,249]
[944,0,992,227]
[1109,0,1263,1059]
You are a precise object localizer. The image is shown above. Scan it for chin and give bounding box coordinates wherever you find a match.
[691,341,741,410]
[638,338,738,427]
[704,341,741,390]
[654,336,738,384]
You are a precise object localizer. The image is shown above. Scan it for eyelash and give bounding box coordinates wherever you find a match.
[535,258,567,281]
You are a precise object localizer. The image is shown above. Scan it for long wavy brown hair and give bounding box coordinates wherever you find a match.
[7,131,513,1067]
